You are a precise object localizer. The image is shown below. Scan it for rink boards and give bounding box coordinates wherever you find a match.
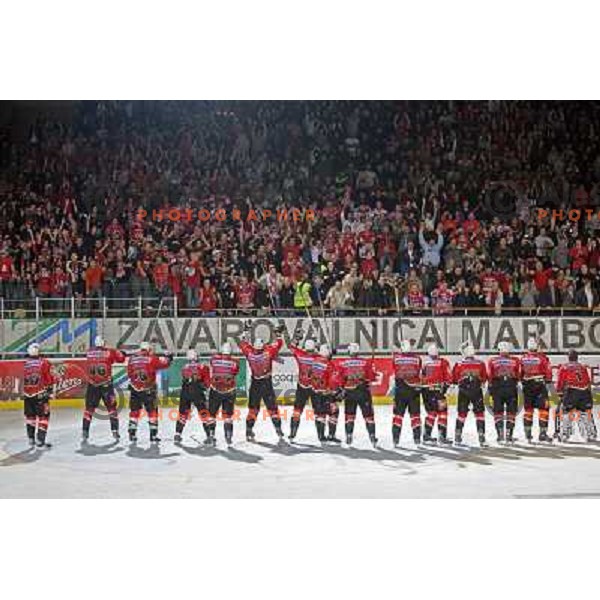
[1,354,599,410]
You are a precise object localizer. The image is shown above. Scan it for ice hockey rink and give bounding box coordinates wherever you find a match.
[2,405,600,498]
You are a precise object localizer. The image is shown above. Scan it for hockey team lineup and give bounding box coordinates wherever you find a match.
[10,317,600,454]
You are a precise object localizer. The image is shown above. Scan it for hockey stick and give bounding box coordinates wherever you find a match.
[369,318,377,361]
[394,285,404,345]
[315,284,333,350]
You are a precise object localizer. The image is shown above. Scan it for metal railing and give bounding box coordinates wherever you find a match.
[1,296,600,320]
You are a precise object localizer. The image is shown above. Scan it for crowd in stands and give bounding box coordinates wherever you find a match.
[1,100,600,317]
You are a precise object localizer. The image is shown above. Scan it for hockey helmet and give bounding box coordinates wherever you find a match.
[461,342,475,358]
[527,337,538,351]
[27,343,40,357]
[427,343,439,357]
[94,336,106,348]
[498,341,511,354]
[304,339,316,352]
[348,342,360,356]
[187,349,198,361]
[399,339,412,353]
[319,344,331,358]
[221,342,232,355]
[254,338,265,351]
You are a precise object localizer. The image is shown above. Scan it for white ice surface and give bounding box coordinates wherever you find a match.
[2,406,600,498]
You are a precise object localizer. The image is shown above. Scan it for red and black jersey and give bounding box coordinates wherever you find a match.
[209,354,239,393]
[487,355,522,381]
[453,358,487,386]
[556,362,591,392]
[392,352,422,386]
[289,344,316,388]
[520,351,552,382]
[421,357,452,388]
[23,357,56,397]
[126,351,171,392]
[334,356,375,389]
[239,338,283,379]
[181,361,210,395]
[85,347,126,386]
[310,355,336,393]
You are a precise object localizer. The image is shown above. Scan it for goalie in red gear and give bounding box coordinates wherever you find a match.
[452,342,488,447]
[174,349,211,445]
[521,337,553,443]
[556,350,595,443]
[239,321,285,442]
[126,341,172,443]
[22,343,57,448]
[487,341,522,443]
[335,343,377,447]
[421,344,452,445]
[82,336,126,442]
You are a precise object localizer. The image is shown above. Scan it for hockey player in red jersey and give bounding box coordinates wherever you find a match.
[239,321,285,442]
[521,337,553,443]
[126,341,172,443]
[556,350,595,443]
[22,343,56,448]
[336,343,378,447]
[487,341,522,444]
[391,339,422,446]
[452,342,488,447]
[207,342,239,446]
[323,344,343,443]
[174,349,211,445]
[310,343,337,443]
[421,344,452,445]
[82,336,126,442]
[288,330,317,442]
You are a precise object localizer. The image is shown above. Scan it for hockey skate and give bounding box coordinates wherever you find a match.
[225,435,233,446]
[150,435,161,444]
[437,434,453,446]
[128,431,138,444]
[174,433,182,444]
[346,433,353,446]
[454,433,469,448]
[538,431,552,444]
[81,431,89,444]
[369,434,379,448]
[327,434,342,444]
[422,434,436,446]
[27,437,35,448]
[246,430,256,443]
[35,440,52,449]
[112,431,120,442]
[478,434,488,448]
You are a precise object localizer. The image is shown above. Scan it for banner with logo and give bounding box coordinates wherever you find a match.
[4,316,600,356]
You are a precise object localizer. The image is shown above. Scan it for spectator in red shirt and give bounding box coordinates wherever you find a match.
[36,266,52,298]
[360,251,378,278]
[234,275,257,311]
[0,248,14,299]
[569,240,588,272]
[199,279,218,315]
[51,264,69,307]
[85,259,104,298]
[152,257,170,297]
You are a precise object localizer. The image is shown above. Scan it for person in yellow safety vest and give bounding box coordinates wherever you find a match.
[294,276,313,314]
